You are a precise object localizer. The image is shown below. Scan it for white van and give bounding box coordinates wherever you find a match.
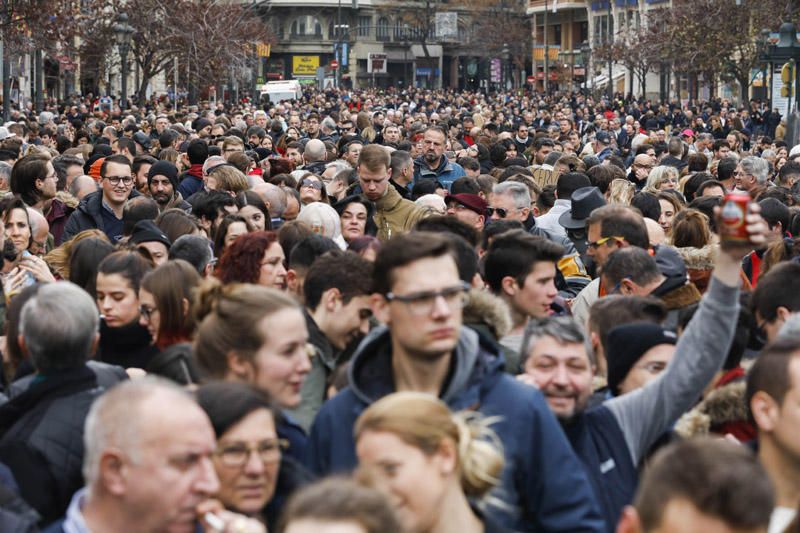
[259,80,302,104]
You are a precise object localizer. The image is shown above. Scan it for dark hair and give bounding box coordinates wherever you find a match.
[141,260,201,349]
[630,192,661,222]
[288,234,339,272]
[217,231,279,285]
[556,172,591,201]
[717,157,738,182]
[747,336,800,420]
[672,209,710,249]
[372,232,455,295]
[634,438,773,531]
[758,198,791,234]
[187,139,210,165]
[687,153,708,173]
[751,262,800,323]
[586,205,649,249]
[192,190,236,235]
[411,179,443,200]
[688,195,722,233]
[169,235,213,275]
[10,153,50,205]
[484,229,564,293]
[683,172,713,202]
[214,213,251,257]
[695,179,725,197]
[586,165,617,194]
[450,176,481,195]
[99,154,132,178]
[196,381,280,438]
[156,209,202,243]
[602,247,662,288]
[3,284,43,375]
[235,190,272,231]
[480,219,525,251]
[97,250,154,297]
[117,137,136,157]
[304,251,373,310]
[414,215,479,247]
[122,197,159,237]
[68,238,115,298]
[0,196,32,253]
[588,295,666,355]
[778,160,800,186]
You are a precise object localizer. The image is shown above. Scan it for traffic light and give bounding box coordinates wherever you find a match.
[781,61,794,98]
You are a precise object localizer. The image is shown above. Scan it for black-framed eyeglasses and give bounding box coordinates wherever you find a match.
[385,282,470,316]
[105,176,133,186]
[485,207,508,218]
[139,305,158,320]
[214,438,289,467]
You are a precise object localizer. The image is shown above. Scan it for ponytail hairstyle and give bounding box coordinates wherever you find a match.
[192,278,299,378]
[671,208,711,249]
[354,391,504,499]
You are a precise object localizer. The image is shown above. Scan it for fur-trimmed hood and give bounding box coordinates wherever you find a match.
[675,244,716,271]
[55,190,80,209]
[675,378,754,441]
[462,289,512,340]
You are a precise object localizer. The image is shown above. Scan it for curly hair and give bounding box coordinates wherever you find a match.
[216,230,278,285]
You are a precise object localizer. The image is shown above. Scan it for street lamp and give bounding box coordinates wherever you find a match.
[501,43,510,90]
[580,40,591,94]
[114,12,135,110]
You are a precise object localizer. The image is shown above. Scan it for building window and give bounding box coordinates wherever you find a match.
[358,15,371,36]
[291,15,322,37]
[377,17,390,40]
[553,24,562,46]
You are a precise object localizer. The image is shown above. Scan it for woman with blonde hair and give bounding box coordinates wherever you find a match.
[607,178,635,206]
[643,165,679,193]
[355,391,505,533]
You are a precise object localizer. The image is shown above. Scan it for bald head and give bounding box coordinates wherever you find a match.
[634,154,655,167]
[69,175,98,201]
[82,378,208,487]
[304,139,326,163]
[254,182,286,217]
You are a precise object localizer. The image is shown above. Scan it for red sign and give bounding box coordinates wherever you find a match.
[331,60,339,69]
[526,75,535,84]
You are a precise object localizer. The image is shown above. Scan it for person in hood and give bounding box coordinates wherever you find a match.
[307,231,604,532]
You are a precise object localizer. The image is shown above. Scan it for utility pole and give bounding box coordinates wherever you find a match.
[607,0,613,101]
[544,1,548,93]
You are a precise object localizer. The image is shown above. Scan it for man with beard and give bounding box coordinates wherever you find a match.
[412,126,465,191]
[148,161,191,213]
[516,205,768,532]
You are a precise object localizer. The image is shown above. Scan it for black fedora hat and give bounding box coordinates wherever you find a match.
[558,186,606,230]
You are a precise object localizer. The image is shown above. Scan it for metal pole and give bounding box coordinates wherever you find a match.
[120,46,128,111]
[336,0,341,88]
[607,0,613,101]
[35,49,43,114]
[174,56,178,103]
[544,2,549,94]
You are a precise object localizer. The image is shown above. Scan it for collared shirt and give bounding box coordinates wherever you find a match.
[62,487,91,533]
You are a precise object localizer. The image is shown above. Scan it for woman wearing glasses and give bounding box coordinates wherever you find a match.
[135,260,202,381]
[197,382,311,530]
[296,173,329,206]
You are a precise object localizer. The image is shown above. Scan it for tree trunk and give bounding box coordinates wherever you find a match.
[738,74,750,104]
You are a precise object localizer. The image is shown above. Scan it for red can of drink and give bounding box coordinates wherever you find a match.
[720,190,751,243]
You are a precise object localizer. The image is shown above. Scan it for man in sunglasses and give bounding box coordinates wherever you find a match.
[63,154,142,243]
[308,232,605,532]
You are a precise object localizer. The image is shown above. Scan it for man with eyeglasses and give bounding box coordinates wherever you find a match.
[308,231,605,532]
[63,154,142,243]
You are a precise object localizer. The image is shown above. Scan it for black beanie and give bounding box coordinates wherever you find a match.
[147,160,180,190]
[606,322,676,395]
[129,220,172,249]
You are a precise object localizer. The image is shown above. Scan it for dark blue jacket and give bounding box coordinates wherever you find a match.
[307,326,604,532]
[412,155,466,191]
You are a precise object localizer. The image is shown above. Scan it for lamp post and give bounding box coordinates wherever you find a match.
[114,12,135,110]
[606,1,613,102]
[502,43,510,90]
[580,40,591,94]
[757,28,771,109]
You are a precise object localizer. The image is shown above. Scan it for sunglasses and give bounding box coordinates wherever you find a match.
[485,207,508,218]
[301,179,323,190]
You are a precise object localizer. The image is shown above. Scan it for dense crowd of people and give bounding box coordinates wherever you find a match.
[0,85,797,532]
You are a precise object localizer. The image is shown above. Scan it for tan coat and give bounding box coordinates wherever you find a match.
[371,184,430,241]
